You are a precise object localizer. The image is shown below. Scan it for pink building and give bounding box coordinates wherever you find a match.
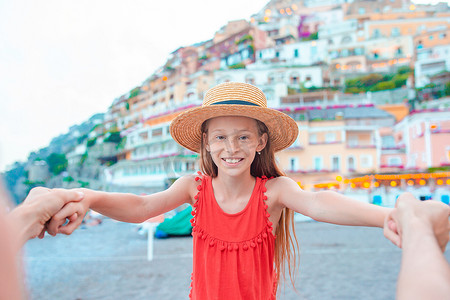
[395,109,450,170]
[379,127,407,173]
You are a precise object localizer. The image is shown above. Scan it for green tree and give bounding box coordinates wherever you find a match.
[46,153,68,175]
[445,82,450,96]
[104,131,122,144]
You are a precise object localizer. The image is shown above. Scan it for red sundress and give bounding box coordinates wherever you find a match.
[189,174,276,300]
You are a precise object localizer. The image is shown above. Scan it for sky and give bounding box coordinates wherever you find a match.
[0,0,270,171]
[0,0,444,172]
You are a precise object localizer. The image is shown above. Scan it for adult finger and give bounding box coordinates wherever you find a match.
[384,212,401,248]
[59,213,85,235]
[68,213,78,222]
[384,224,401,248]
[38,228,46,239]
[46,202,80,236]
[388,219,398,233]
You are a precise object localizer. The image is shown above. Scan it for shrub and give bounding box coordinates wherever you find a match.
[370,81,396,91]
[392,73,409,88]
[228,63,246,69]
[360,73,384,87]
[397,66,413,75]
[345,87,363,94]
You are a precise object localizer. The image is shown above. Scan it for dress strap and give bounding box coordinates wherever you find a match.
[190,171,203,230]
[261,176,275,238]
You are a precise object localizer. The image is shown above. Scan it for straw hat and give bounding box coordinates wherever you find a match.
[170,82,298,153]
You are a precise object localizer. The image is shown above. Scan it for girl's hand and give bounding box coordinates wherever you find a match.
[46,188,91,236]
[384,193,450,251]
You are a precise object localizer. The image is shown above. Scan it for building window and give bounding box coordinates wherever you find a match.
[341,36,352,44]
[314,156,323,171]
[391,27,400,37]
[245,74,255,85]
[388,157,402,166]
[152,128,163,137]
[326,132,336,143]
[348,156,355,171]
[290,73,300,84]
[290,157,299,171]
[348,135,358,147]
[294,49,299,58]
[372,29,381,38]
[382,136,396,148]
[309,133,317,144]
[332,156,340,171]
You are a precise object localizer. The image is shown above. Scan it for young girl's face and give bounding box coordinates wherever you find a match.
[204,116,267,178]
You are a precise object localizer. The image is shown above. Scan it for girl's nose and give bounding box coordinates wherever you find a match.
[225,138,239,153]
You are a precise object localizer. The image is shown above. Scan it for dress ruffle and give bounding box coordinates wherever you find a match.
[190,173,275,250]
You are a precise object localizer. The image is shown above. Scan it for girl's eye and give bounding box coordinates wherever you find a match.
[239,136,249,141]
[216,135,225,140]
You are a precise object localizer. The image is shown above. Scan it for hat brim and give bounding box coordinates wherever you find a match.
[170,104,299,153]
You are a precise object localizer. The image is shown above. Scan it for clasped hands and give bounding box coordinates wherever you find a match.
[384,192,450,252]
[20,187,90,240]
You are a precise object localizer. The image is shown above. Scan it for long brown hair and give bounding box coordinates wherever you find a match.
[200,118,299,293]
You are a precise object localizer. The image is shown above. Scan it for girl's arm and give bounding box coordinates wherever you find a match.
[273,176,391,227]
[47,174,196,235]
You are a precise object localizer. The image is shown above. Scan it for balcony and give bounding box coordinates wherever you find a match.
[346,144,376,149]
[309,141,343,146]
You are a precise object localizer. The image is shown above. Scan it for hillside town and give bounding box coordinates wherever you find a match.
[4,0,450,205]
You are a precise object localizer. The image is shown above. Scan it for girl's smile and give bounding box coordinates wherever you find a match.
[222,157,244,165]
[204,116,267,177]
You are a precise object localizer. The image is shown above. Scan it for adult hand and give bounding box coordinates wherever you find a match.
[7,187,84,247]
[46,188,91,236]
[384,192,450,251]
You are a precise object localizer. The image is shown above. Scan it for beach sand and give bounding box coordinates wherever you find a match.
[24,218,450,300]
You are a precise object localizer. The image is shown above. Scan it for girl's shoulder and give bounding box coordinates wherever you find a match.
[266,175,297,187]
[265,176,300,195]
[171,173,203,200]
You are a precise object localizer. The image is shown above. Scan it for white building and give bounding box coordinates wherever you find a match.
[256,39,328,66]
[415,44,450,88]
[215,64,324,107]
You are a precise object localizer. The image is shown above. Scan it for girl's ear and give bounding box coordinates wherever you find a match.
[203,132,210,152]
[256,132,268,152]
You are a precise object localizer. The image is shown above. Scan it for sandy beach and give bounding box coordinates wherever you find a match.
[23,218,450,300]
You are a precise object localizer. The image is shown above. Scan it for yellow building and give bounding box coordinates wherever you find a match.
[276,105,395,190]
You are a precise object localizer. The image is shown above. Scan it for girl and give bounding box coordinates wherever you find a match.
[47,82,392,299]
